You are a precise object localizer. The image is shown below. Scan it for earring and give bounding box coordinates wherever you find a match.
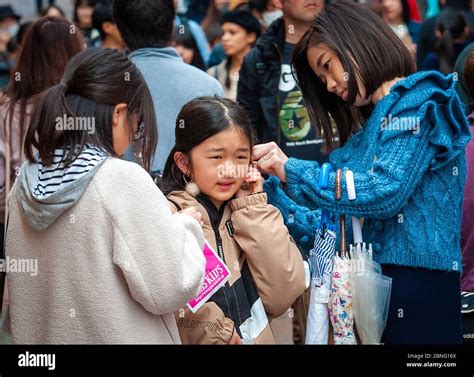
[183,173,200,197]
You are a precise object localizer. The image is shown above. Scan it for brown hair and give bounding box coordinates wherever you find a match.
[2,16,85,152]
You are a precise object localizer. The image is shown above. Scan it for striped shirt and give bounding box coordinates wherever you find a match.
[33,145,108,199]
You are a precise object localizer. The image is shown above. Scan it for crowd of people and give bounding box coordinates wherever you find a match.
[0,0,473,345]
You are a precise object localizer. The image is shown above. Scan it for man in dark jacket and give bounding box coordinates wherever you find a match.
[237,0,327,163]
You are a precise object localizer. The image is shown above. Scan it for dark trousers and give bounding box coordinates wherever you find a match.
[381,264,462,345]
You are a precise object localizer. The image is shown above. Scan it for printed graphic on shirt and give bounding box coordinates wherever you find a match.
[278,44,327,163]
[279,88,312,142]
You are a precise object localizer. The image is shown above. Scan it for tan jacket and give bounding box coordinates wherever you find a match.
[167,190,306,344]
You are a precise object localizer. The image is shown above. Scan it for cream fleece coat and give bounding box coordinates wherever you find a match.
[5,157,206,344]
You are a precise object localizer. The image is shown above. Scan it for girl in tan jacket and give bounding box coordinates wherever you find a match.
[161,96,306,344]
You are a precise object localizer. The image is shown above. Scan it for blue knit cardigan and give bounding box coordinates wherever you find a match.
[264,71,471,272]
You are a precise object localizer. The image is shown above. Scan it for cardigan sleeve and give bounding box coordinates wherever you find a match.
[264,176,320,255]
[284,98,467,219]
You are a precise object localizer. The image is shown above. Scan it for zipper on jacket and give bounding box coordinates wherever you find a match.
[215,228,225,262]
[197,194,226,263]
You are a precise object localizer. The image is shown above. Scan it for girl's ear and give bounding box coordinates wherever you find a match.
[174,151,190,175]
[463,26,470,40]
[272,0,283,10]
[247,31,257,45]
[112,103,128,129]
[111,103,129,156]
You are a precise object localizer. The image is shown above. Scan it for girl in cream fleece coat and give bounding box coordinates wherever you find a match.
[3,48,206,344]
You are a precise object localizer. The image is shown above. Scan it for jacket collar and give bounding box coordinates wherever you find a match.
[128,47,182,61]
[255,17,286,60]
[166,191,229,232]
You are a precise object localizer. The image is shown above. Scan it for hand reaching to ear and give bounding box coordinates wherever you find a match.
[235,165,264,198]
[252,142,289,182]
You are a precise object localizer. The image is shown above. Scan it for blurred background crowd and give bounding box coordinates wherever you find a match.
[0,0,472,95]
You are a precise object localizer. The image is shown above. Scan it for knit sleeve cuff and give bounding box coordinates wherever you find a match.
[284,158,320,199]
[285,157,304,184]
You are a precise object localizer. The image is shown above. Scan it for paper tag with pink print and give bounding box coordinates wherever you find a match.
[187,241,231,313]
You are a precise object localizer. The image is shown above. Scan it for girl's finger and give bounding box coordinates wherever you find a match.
[252,143,274,160]
[257,155,275,173]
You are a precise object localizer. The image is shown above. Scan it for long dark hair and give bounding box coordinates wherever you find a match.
[436,9,467,74]
[24,48,157,171]
[292,0,415,151]
[400,0,411,25]
[171,25,206,70]
[2,16,85,158]
[161,96,255,194]
[201,0,224,38]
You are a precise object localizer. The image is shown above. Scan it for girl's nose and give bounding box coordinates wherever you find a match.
[327,78,337,94]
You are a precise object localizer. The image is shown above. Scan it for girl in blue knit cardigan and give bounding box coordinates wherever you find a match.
[253,1,471,344]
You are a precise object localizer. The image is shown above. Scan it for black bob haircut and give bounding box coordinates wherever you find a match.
[292,0,415,151]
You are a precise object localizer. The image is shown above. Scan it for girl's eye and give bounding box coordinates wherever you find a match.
[237,155,249,160]
[324,60,330,70]
[210,156,222,160]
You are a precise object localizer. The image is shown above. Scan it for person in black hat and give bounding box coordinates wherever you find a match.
[0,5,21,52]
[207,10,261,101]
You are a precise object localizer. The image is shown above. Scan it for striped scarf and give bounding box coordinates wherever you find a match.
[33,145,108,199]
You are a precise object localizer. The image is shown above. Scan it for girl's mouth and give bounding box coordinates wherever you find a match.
[340,89,348,101]
[217,182,235,191]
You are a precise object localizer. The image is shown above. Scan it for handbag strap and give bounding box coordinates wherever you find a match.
[335,169,347,256]
[1,105,10,313]
[0,211,9,313]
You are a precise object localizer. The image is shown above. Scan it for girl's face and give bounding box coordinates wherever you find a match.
[307,43,371,106]
[179,126,251,208]
[174,43,194,64]
[77,4,94,28]
[221,22,255,57]
[381,0,403,24]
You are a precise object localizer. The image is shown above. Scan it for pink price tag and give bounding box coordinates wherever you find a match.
[187,241,231,313]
